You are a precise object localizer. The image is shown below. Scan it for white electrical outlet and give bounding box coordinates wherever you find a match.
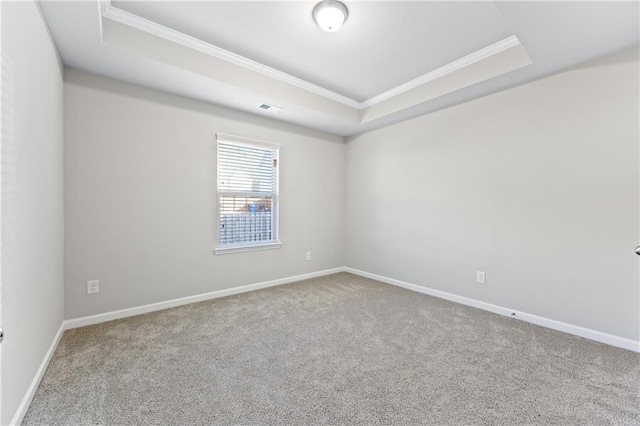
[476,271,486,284]
[87,280,99,295]
[306,251,312,261]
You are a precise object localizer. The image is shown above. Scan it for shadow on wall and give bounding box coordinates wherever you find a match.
[63,68,346,145]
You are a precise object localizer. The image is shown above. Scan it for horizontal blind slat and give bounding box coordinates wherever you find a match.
[217,137,279,247]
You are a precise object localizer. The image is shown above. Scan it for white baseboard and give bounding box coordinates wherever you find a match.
[10,268,345,424]
[11,265,638,425]
[10,321,66,426]
[344,267,640,353]
[65,267,346,330]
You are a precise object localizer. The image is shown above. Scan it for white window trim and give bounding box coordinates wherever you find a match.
[216,132,281,150]
[214,133,281,255]
[214,242,282,255]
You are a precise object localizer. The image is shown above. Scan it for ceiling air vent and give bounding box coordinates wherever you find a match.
[257,103,283,113]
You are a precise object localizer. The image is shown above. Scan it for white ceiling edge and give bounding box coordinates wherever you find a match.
[63,67,348,142]
[100,11,532,127]
[39,0,637,137]
[360,35,522,108]
[361,42,532,123]
[100,1,360,109]
[101,16,361,122]
[99,1,527,113]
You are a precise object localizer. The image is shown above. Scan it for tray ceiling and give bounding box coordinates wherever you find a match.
[39,1,639,137]
[112,1,515,102]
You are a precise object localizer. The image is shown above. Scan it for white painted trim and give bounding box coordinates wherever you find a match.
[10,266,637,424]
[214,242,282,255]
[98,1,361,109]
[359,35,521,108]
[65,267,345,329]
[10,268,343,423]
[10,322,66,426]
[65,265,640,352]
[344,267,640,353]
[216,132,281,149]
[98,1,524,111]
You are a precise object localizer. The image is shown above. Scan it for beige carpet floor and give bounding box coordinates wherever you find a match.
[24,272,640,425]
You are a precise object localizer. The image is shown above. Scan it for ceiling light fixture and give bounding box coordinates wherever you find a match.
[313,1,348,32]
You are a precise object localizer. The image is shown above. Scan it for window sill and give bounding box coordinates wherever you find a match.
[214,242,282,255]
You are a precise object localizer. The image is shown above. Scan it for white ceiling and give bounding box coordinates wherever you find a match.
[39,1,639,137]
[112,1,514,102]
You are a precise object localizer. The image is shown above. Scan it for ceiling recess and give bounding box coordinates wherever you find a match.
[40,0,638,136]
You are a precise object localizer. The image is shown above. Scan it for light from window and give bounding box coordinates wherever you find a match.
[215,133,280,254]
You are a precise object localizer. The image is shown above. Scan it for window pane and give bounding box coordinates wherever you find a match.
[217,137,279,248]
[218,196,274,245]
[218,143,276,194]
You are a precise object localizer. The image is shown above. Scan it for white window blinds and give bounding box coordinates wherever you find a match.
[216,134,280,252]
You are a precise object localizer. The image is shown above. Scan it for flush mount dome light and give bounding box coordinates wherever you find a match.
[313,1,348,32]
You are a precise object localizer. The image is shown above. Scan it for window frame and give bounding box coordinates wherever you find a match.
[214,133,281,255]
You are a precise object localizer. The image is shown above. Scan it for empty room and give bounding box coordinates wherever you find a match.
[1,0,639,424]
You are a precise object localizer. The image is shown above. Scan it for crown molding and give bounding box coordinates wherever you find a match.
[99,1,525,112]
[99,1,361,109]
[359,35,522,108]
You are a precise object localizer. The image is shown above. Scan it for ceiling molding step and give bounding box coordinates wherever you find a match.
[359,41,532,123]
[99,1,528,114]
[359,35,522,108]
[99,0,361,109]
[99,7,361,123]
[98,1,532,126]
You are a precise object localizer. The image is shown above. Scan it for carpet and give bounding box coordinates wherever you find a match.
[24,272,640,425]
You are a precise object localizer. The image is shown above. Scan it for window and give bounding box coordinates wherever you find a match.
[215,133,280,254]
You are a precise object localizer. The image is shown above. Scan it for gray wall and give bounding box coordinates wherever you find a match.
[62,46,640,344]
[63,70,345,320]
[1,2,65,424]
[345,48,639,341]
